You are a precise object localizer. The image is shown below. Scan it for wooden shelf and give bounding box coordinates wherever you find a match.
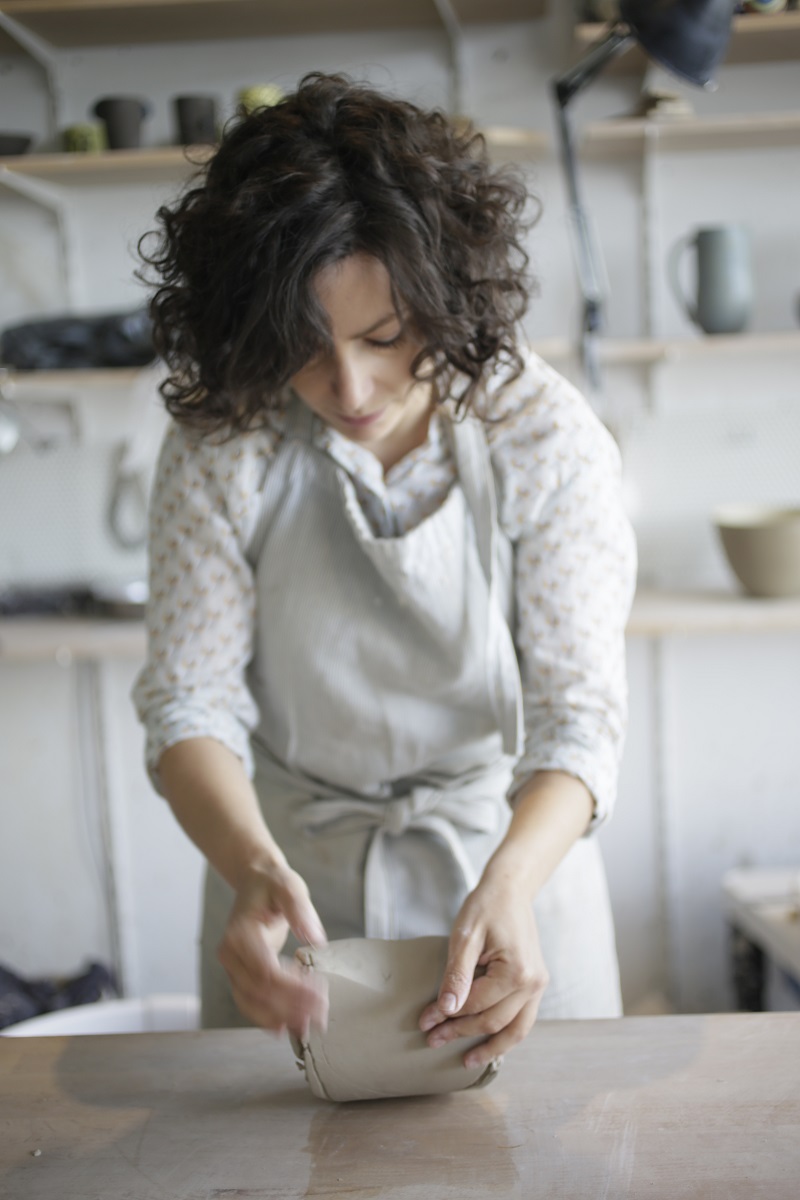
[0,616,146,662]
[0,127,549,187]
[0,144,214,186]
[582,111,800,156]
[575,11,800,73]
[482,125,549,161]
[5,331,799,401]
[5,107,794,188]
[1,368,143,399]
[534,330,800,368]
[0,0,545,50]
[627,589,800,637]
[4,589,800,662]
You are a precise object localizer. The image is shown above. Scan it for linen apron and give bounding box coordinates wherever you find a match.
[200,398,622,1026]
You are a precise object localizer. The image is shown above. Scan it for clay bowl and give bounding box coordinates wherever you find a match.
[714,505,800,597]
[0,134,33,156]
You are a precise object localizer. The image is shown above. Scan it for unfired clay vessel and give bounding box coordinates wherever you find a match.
[290,937,501,1102]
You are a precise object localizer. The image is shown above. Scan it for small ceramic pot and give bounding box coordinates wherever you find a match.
[92,96,151,150]
[173,95,218,145]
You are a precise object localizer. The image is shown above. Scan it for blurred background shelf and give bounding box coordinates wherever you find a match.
[0,126,550,185]
[4,109,796,186]
[5,589,800,662]
[536,331,800,367]
[0,145,214,185]
[2,367,143,398]
[5,331,800,401]
[582,111,800,156]
[575,11,800,72]
[627,590,800,637]
[0,616,147,661]
[0,0,546,54]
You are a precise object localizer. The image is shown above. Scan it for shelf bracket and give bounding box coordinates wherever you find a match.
[0,11,62,141]
[0,167,79,309]
[431,0,466,118]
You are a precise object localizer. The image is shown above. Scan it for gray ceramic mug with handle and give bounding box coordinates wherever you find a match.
[668,225,753,335]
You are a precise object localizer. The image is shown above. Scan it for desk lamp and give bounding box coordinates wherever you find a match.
[552,0,736,391]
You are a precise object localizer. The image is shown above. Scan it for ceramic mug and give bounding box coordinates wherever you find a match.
[92,96,151,150]
[668,225,753,335]
[173,95,218,145]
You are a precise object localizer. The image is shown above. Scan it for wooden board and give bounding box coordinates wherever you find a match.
[1,1013,799,1198]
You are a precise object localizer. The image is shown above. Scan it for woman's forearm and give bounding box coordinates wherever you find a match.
[480,770,594,901]
[157,737,286,890]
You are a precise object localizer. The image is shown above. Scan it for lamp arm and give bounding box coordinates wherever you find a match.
[553,24,631,109]
[552,25,632,390]
[553,98,603,331]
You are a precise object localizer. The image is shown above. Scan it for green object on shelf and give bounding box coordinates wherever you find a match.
[237,84,284,115]
[62,123,107,154]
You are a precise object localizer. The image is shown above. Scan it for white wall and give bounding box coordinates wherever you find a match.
[1,7,799,1012]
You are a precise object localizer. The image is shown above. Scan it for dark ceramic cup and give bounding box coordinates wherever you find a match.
[92,96,151,150]
[173,95,218,145]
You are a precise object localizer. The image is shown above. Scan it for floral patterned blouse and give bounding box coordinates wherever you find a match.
[133,352,637,830]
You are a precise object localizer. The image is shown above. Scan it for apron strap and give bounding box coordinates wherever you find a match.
[449,414,524,758]
[244,395,314,567]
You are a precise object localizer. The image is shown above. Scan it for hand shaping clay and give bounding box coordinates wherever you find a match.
[289,936,501,1102]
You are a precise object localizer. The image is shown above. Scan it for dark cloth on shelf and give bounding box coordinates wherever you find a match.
[0,961,118,1030]
[0,309,155,370]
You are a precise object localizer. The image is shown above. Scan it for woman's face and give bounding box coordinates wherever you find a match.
[289,254,433,462]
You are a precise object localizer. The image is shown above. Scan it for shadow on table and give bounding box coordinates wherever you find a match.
[5,1030,312,1197]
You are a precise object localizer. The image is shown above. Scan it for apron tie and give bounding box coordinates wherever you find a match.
[296,784,501,939]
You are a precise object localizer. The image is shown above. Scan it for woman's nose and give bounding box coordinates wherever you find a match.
[332,355,374,415]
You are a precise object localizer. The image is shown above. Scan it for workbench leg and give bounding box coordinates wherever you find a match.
[729,924,766,1012]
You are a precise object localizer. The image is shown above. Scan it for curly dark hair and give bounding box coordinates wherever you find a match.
[139,72,535,436]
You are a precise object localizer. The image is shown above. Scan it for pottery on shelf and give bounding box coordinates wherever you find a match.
[714,505,800,597]
[92,96,151,150]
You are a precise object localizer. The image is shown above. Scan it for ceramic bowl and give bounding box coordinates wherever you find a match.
[714,505,800,597]
[0,133,33,156]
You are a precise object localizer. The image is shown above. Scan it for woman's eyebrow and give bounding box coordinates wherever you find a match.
[353,312,399,338]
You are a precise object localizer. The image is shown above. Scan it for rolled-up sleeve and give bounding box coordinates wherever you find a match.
[489,358,637,831]
[132,421,268,792]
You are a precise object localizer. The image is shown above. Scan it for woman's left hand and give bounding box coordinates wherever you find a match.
[418,880,549,1069]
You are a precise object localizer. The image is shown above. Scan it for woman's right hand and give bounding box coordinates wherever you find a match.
[217,860,329,1038]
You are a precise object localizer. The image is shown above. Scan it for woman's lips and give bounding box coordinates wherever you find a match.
[338,407,386,428]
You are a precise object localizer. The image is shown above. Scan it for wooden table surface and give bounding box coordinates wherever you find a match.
[2,1013,799,1199]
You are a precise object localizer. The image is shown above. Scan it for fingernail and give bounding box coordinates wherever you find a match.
[440,992,458,1014]
[428,1035,446,1048]
[464,1055,479,1069]
[420,1013,439,1031]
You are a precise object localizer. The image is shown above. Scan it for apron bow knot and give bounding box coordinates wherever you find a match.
[296,776,505,939]
[383,797,412,837]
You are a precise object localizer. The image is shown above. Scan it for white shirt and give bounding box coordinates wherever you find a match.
[133,353,637,829]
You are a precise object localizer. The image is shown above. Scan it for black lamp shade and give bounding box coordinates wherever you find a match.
[620,0,735,87]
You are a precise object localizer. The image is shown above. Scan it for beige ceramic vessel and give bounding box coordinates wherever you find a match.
[714,505,800,597]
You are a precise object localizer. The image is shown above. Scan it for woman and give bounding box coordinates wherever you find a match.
[134,72,636,1069]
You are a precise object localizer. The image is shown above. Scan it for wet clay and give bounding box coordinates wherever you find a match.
[290,936,501,1102]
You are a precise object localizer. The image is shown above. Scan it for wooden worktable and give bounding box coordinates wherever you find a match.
[2,1014,799,1199]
